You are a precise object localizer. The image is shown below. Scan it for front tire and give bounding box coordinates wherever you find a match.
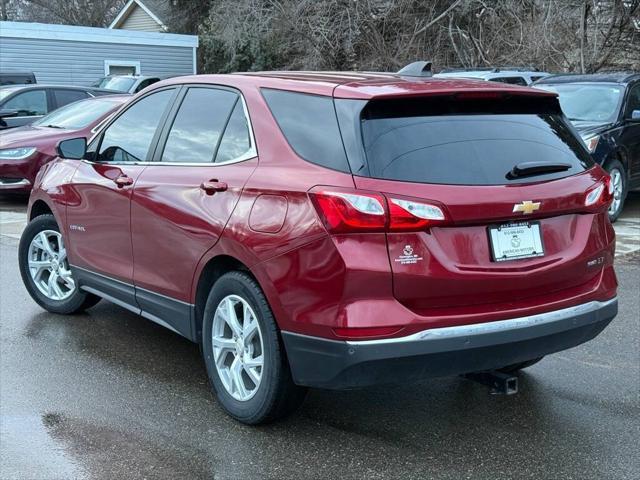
[19,214,100,314]
[201,271,307,424]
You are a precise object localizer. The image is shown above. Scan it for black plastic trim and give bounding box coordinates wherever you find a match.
[281,299,618,389]
[71,265,196,342]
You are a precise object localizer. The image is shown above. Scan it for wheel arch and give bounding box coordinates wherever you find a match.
[192,254,254,343]
[604,148,630,179]
[29,199,54,221]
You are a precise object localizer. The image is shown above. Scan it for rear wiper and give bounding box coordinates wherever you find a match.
[42,124,64,129]
[507,161,572,179]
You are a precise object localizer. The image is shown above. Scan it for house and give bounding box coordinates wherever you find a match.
[0,17,197,86]
[109,0,172,33]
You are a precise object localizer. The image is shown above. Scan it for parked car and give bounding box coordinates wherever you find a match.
[0,85,116,130]
[0,71,37,85]
[0,95,128,192]
[434,67,550,86]
[533,72,640,221]
[19,72,618,424]
[92,75,161,94]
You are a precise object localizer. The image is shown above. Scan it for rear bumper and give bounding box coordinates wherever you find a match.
[282,298,618,389]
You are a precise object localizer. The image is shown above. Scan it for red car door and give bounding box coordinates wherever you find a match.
[66,88,177,304]
[130,86,258,338]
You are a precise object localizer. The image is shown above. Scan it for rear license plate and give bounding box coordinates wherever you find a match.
[488,222,544,262]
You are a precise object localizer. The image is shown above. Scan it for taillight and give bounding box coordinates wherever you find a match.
[309,190,387,233]
[387,198,445,231]
[584,176,613,210]
[309,187,448,233]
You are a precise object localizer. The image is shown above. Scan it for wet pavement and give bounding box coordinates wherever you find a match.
[1,193,639,479]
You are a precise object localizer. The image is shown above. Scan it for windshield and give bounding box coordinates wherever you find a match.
[0,88,20,102]
[34,98,120,129]
[536,83,623,123]
[95,77,136,92]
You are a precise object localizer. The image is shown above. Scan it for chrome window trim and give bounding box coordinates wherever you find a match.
[90,111,119,135]
[82,84,257,168]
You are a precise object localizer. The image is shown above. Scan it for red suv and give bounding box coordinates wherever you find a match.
[19,72,618,424]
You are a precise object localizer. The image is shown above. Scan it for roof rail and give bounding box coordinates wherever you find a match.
[398,61,433,77]
[440,66,540,73]
[439,67,494,73]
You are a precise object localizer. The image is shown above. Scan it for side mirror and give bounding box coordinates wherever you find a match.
[57,137,87,160]
[630,109,640,121]
[0,108,19,118]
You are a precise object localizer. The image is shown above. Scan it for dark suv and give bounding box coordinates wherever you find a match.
[534,73,640,221]
[20,72,618,424]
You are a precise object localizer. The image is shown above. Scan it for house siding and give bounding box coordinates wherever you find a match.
[0,22,196,85]
[119,5,164,32]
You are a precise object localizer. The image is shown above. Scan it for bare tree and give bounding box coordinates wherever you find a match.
[0,0,22,20]
[7,0,638,73]
[17,0,126,27]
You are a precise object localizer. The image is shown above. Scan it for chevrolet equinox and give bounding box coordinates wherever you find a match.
[19,72,618,424]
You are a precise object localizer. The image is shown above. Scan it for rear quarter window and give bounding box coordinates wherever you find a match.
[262,89,350,173]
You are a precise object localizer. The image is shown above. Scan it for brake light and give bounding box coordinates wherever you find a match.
[309,190,386,233]
[309,188,448,233]
[387,198,446,231]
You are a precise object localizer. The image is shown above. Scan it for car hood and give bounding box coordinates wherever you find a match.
[0,125,82,149]
[570,120,613,136]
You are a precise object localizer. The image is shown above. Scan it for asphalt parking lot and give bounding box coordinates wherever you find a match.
[1,193,639,480]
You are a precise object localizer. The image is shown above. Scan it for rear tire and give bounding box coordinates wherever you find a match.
[605,159,626,222]
[19,214,100,314]
[201,271,307,424]
[498,357,544,374]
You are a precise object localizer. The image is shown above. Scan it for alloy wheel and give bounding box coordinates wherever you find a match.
[27,230,76,301]
[212,295,264,402]
[608,168,623,217]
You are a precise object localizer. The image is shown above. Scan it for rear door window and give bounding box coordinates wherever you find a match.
[215,101,252,163]
[160,87,238,164]
[53,89,89,109]
[358,96,593,185]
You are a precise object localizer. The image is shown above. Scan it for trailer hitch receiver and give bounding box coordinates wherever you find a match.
[463,370,519,395]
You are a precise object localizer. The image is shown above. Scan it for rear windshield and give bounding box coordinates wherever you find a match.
[358,96,593,185]
[96,77,136,92]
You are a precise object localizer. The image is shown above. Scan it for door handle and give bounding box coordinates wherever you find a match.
[114,175,134,188]
[200,180,228,195]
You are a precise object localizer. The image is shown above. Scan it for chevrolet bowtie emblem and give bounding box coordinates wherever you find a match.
[513,201,541,214]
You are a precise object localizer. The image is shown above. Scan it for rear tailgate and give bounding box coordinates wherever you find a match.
[347,92,614,320]
[354,172,612,316]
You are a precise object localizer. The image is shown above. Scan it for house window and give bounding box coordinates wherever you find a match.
[104,60,141,76]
